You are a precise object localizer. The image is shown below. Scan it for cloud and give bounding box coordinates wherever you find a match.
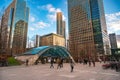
[29,14,49,31]
[38,4,66,22]
[38,4,61,13]
[106,12,120,21]
[33,21,50,29]
[35,21,50,28]
[46,4,56,13]
[29,21,50,31]
[29,15,35,22]
[29,27,35,31]
[105,12,120,34]
[47,14,56,21]
[63,15,66,21]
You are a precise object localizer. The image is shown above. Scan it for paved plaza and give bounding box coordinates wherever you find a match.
[0,63,120,80]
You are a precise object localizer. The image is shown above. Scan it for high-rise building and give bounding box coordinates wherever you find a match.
[12,20,28,54]
[35,35,40,47]
[40,33,65,47]
[68,0,111,61]
[56,12,66,38]
[62,21,66,38]
[0,0,29,55]
[0,17,2,54]
[109,33,117,49]
[57,12,62,35]
[67,39,70,50]
[56,12,66,47]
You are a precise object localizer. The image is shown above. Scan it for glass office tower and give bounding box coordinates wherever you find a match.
[56,12,66,38]
[68,0,111,61]
[57,12,63,36]
[0,0,29,55]
[56,12,66,47]
[109,33,118,49]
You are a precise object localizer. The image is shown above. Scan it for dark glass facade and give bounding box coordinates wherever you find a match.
[90,0,104,54]
[109,33,117,49]
[12,20,28,54]
[68,0,111,61]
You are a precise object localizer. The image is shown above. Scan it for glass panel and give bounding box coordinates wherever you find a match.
[24,46,71,58]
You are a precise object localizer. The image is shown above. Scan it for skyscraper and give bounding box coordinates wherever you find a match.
[57,12,62,35]
[0,0,29,55]
[62,21,66,38]
[68,0,111,61]
[35,35,40,47]
[56,12,66,38]
[109,33,118,49]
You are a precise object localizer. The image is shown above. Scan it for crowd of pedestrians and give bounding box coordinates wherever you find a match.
[49,57,99,72]
[49,58,75,72]
[50,58,64,69]
[82,58,96,67]
[24,57,101,73]
[48,57,101,72]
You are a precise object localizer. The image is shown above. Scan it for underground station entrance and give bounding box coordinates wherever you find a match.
[16,46,74,65]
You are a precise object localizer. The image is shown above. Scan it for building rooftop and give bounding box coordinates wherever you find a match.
[41,33,64,38]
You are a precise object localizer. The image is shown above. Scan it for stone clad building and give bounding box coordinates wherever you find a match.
[40,33,65,47]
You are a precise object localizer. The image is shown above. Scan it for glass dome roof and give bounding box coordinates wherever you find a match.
[24,46,72,58]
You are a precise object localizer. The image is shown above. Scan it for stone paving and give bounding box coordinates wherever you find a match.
[0,62,120,80]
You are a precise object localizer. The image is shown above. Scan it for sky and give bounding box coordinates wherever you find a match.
[0,0,120,47]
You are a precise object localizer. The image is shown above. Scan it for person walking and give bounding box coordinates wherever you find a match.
[26,59,29,66]
[57,58,61,69]
[88,59,91,67]
[70,59,75,72]
[99,58,102,63]
[92,59,95,67]
[50,58,54,68]
[60,59,64,68]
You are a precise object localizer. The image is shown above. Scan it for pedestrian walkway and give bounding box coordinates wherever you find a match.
[0,63,120,80]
